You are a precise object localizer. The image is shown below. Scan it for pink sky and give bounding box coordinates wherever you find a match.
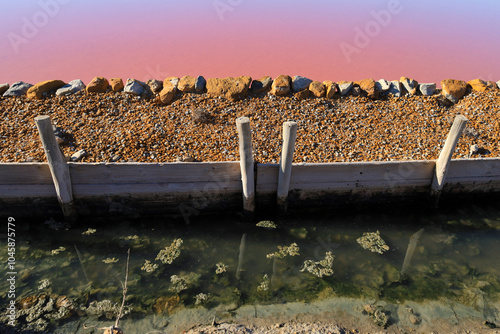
[1,0,499,86]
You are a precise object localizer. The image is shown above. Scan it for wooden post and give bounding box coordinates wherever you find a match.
[236,117,255,213]
[277,121,298,211]
[35,115,77,221]
[430,115,468,206]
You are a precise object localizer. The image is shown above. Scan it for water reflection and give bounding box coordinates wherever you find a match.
[1,202,499,332]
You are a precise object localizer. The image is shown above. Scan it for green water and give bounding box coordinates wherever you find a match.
[2,203,500,332]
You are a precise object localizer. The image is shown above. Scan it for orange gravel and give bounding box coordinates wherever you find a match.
[0,90,499,163]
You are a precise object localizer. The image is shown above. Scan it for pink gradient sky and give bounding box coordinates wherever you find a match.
[1,0,499,87]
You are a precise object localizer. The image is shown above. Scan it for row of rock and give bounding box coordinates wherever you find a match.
[1,75,499,105]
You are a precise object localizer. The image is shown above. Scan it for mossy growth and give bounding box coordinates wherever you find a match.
[156,238,183,264]
[267,243,300,259]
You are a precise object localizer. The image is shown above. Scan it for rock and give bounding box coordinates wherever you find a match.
[271,75,291,96]
[3,81,33,97]
[158,82,176,105]
[206,76,252,102]
[27,80,66,99]
[294,89,311,100]
[388,80,402,97]
[86,77,109,93]
[191,108,210,124]
[337,81,353,96]
[177,75,197,93]
[375,79,391,92]
[497,80,500,89]
[110,78,124,92]
[250,76,273,93]
[164,77,179,89]
[323,80,337,98]
[71,150,86,162]
[195,76,206,93]
[487,81,498,90]
[356,79,378,99]
[308,81,326,98]
[409,314,421,325]
[124,78,145,95]
[467,78,495,92]
[0,83,9,95]
[419,83,436,96]
[153,295,180,315]
[56,79,86,96]
[292,75,313,92]
[400,76,418,95]
[350,86,361,96]
[441,79,467,103]
[147,79,163,94]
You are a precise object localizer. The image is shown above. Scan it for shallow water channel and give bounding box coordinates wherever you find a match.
[2,202,500,333]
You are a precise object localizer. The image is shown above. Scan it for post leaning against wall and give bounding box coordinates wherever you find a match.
[236,117,255,213]
[35,115,77,221]
[277,121,298,211]
[430,114,468,206]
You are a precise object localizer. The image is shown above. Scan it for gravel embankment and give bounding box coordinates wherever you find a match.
[1,90,499,163]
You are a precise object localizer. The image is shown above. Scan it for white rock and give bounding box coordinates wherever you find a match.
[3,81,33,97]
[375,79,391,92]
[56,79,85,96]
[388,81,401,97]
[497,80,500,89]
[292,76,312,92]
[338,82,353,96]
[124,78,146,95]
[71,150,86,162]
[419,83,436,96]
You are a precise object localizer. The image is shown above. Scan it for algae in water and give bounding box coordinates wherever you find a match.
[266,243,300,259]
[156,238,183,264]
[300,251,335,278]
[356,230,389,254]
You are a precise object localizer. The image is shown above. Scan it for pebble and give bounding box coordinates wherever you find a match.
[0,83,9,96]
[271,75,291,96]
[419,83,436,96]
[86,77,109,93]
[337,81,353,96]
[70,150,86,162]
[124,78,145,95]
[400,76,418,95]
[250,76,273,93]
[147,79,163,94]
[56,79,86,96]
[195,76,206,93]
[441,79,467,103]
[388,80,402,97]
[3,81,33,97]
[27,80,66,99]
[376,79,391,92]
[1,89,498,164]
[110,78,124,92]
[292,76,313,92]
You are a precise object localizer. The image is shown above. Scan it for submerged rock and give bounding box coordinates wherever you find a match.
[356,230,389,254]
